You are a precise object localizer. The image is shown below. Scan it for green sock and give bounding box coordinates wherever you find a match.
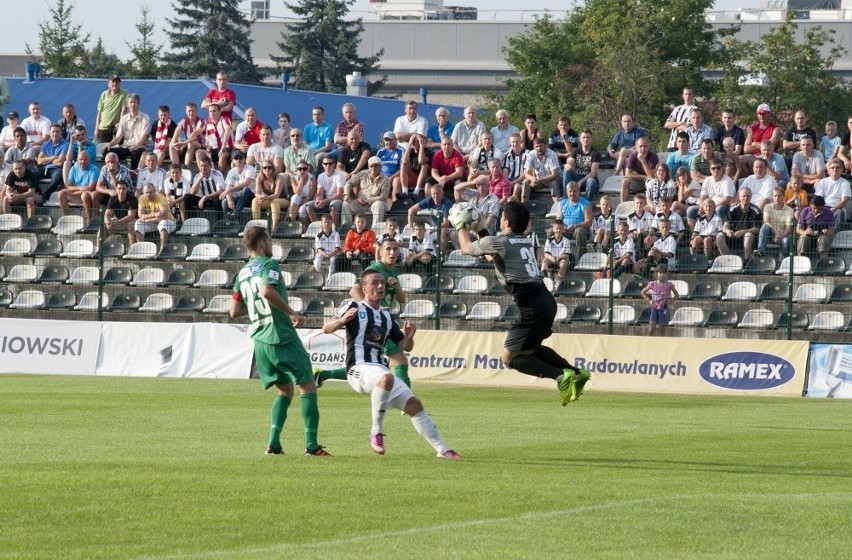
[268,395,290,450]
[394,364,411,387]
[320,368,347,382]
[301,392,320,451]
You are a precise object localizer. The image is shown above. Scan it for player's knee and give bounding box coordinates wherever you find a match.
[378,372,395,390]
[403,396,423,416]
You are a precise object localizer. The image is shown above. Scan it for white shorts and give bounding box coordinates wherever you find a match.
[134,219,176,235]
[347,363,414,410]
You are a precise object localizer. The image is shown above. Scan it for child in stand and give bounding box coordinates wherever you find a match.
[405,222,435,273]
[314,214,342,274]
[690,198,722,259]
[589,194,615,253]
[784,173,808,220]
[602,221,634,279]
[641,264,679,336]
[541,219,572,288]
[822,120,841,162]
[164,163,189,222]
[377,216,403,260]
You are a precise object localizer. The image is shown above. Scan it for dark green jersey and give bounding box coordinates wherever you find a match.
[360,260,400,308]
[233,256,298,345]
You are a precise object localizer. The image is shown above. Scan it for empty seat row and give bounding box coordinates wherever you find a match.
[1,289,232,314]
[1,264,236,289]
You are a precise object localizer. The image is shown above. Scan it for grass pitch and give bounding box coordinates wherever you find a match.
[1,374,850,560]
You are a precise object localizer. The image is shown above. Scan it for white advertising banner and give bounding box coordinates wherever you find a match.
[806,343,852,399]
[0,318,100,375]
[96,322,254,378]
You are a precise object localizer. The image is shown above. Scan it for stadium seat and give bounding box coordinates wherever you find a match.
[423,275,454,293]
[74,291,109,311]
[600,174,623,194]
[524,199,548,217]
[108,294,141,311]
[614,201,633,220]
[830,283,852,302]
[175,217,211,236]
[555,303,570,322]
[555,276,587,297]
[139,293,175,312]
[676,254,709,273]
[622,277,648,298]
[221,243,249,261]
[669,306,705,326]
[31,238,63,257]
[809,311,845,331]
[186,243,221,261]
[758,281,789,301]
[439,301,467,319]
[398,273,423,293]
[444,250,478,268]
[283,244,314,263]
[100,239,126,258]
[60,239,95,258]
[202,295,231,314]
[688,280,722,300]
[703,308,739,327]
[1,237,33,256]
[601,304,636,324]
[465,301,502,321]
[78,217,102,235]
[51,215,85,236]
[0,286,12,307]
[670,279,689,299]
[323,271,356,291]
[5,264,38,283]
[20,215,52,233]
[131,267,165,287]
[103,267,133,285]
[737,308,774,329]
[743,255,777,275]
[271,220,302,238]
[575,252,607,271]
[0,214,23,231]
[400,299,436,319]
[568,305,602,323]
[210,219,241,237]
[453,273,489,294]
[45,292,76,310]
[585,278,622,297]
[281,270,294,288]
[10,289,46,309]
[271,242,285,262]
[303,297,336,316]
[124,241,158,260]
[37,265,69,284]
[774,312,808,330]
[240,219,269,236]
[163,268,197,287]
[776,256,812,275]
[293,271,325,290]
[158,242,188,260]
[721,281,758,301]
[194,269,231,289]
[635,306,652,325]
[0,263,4,280]
[301,220,322,238]
[830,229,852,250]
[793,282,828,303]
[174,296,206,312]
[813,257,846,276]
[707,254,743,274]
[68,266,100,285]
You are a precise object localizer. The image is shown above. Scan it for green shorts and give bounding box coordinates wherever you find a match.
[254,338,313,390]
[384,338,403,357]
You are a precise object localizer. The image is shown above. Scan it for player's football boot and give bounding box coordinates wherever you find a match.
[558,370,576,406]
[370,433,386,455]
[438,449,462,460]
[265,446,284,455]
[571,369,592,402]
[304,446,331,457]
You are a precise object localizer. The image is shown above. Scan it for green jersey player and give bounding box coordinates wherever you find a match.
[230,226,330,456]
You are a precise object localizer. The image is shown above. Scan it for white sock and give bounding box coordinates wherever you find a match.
[371,388,391,435]
[410,411,448,453]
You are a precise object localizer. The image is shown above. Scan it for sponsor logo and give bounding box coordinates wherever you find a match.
[699,351,794,390]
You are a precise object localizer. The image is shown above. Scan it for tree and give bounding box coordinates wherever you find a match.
[126,5,161,78]
[492,0,737,149]
[162,0,263,84]
[272,0,385,94]
[716,13,852,128]
[80,38,127,78]
[28,0,90,77]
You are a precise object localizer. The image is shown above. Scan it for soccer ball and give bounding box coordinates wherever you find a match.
[448,201,482,231]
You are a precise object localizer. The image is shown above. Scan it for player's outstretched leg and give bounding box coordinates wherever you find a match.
[403,397,461,460]
[314,367,347,387]
[369,373,394,454]
[533,346,592,404]
[266,390,290,455]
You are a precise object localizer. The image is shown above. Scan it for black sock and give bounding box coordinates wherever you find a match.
[533,346,576,373]
[509,355,563,380]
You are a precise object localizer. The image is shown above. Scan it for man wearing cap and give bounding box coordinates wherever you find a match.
[394,100,429,150]
[377,131,404,201]
[342,156,390,226]
[221,150,257,216]
[95,75,129,143]
[104,93,150,170]
[743,103,782,160]
[234,107,264,154]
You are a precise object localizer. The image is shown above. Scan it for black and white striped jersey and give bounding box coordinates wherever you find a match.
[337,301,405,371]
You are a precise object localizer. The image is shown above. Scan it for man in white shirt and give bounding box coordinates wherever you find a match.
[393,100,429,150]
[451,106,487,158]
[307,154,346,225]
[20,101,51,148]
[739,158,777,211]
[104,93,151,170]
[221,151,257,216]
[247,125,285,175]
[814,158,851,224]
[136,151,168,197]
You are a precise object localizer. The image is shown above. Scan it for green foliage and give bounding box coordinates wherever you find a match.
[2,375,850,558]
[80,38,127,78]
[491,0,736,150]
[28,0,90,77]
[272,0,385,94]
[162,0,263,84]
[716,13,852,128]
[125,5,161,78]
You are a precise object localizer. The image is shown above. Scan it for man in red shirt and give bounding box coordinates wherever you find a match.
[427,136,465,197]
[743,103,782,161]
[201,71,237,121]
